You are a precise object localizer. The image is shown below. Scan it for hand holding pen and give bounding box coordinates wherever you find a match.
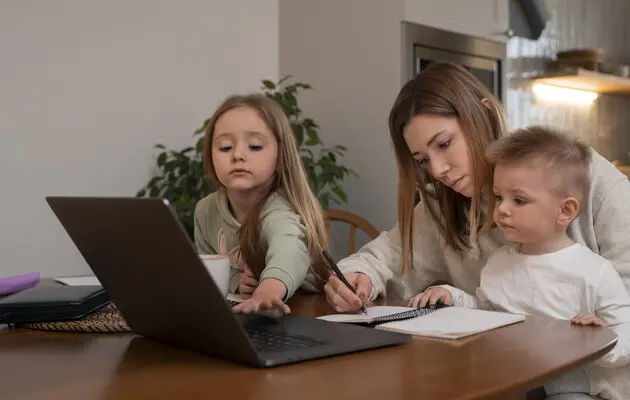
[322,251,372,314]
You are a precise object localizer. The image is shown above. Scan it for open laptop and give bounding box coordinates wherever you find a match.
[45,196,411,368]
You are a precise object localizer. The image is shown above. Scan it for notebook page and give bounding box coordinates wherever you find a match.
[318,306,417,323]
[378,307,525,339]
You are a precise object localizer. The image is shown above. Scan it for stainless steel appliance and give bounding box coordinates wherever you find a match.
[402,22,506,100]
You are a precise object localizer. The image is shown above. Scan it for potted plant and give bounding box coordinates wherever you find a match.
[137,76,356,238]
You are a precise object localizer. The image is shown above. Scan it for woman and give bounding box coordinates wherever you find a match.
[324,61,630,314]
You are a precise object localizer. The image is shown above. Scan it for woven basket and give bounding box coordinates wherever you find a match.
[20,302,131,333]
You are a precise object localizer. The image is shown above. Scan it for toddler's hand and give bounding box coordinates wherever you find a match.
[571,313,605,327]
[238,265,258,297]
[408,286,454,308]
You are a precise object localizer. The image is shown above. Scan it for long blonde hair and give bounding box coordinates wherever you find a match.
[388,61,508,272]
[203,93,331,288]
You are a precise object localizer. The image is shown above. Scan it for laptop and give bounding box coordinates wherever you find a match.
[45,196,411,368]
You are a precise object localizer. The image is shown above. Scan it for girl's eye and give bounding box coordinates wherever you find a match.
[438,139,451,150]
[218,146,232,152]
[494,194,503,202]
[250,145,263,151]
[417,157,428,166]
[515,198,528,205]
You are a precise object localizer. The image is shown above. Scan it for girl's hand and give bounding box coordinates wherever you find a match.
[408,287,453,308]
[324,273,373,313]
[233,278,290,319]
[238,265,259,297]
[571,313,605,327]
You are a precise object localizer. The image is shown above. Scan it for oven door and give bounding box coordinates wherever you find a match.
[414,46,501,99]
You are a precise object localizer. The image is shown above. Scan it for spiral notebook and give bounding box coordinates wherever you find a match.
[318,305,525,339]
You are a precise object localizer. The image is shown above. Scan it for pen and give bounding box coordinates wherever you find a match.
[322,250,368,315]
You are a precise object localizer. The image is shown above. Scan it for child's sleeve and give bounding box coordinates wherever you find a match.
[593,263,630,368]
[193,202,216,255]
[260,211,311,300]
[439,285,494,310]
[430,247,505,310]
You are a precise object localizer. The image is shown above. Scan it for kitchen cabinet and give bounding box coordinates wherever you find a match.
[404,0,510,42]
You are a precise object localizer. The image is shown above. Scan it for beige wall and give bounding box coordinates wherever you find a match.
[0,0,279,277]
[279,0,405,239]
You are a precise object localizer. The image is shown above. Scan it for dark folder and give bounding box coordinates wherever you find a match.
[0,285,109,324]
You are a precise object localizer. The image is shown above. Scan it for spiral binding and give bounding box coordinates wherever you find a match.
[368,302,450,327]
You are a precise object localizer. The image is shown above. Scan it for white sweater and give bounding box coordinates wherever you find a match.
[443,243,630,400]
[338,151,630,302]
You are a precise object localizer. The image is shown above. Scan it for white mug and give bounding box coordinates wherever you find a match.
[199,254,231,297]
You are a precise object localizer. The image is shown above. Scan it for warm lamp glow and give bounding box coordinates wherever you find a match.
[532,83,598,106]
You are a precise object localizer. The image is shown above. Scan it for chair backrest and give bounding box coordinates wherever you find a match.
[612,160,630,179]
[324,209,379,256]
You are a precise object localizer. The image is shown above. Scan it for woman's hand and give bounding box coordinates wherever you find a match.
[324,273,373,312]
[238,265,258,297]
[233,278,290,318]
[408,286,453,308]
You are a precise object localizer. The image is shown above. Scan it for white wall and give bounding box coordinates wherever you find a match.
[0,0,278,278]
[279,0,405,238]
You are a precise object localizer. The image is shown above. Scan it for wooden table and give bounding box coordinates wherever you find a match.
[0,294,617,400]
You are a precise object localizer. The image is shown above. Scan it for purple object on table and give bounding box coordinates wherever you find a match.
[0,272,40,296]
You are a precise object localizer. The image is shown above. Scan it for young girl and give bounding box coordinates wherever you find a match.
[193,93,331,317]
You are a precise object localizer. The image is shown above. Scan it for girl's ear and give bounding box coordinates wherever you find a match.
[557,197,579,227]
[481,98,491,110]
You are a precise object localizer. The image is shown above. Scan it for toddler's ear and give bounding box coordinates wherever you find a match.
[558,197,579,226]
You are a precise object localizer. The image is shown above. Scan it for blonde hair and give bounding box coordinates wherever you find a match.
[486,124,592,207]
[203,93,331,288]
[388,61,508,272]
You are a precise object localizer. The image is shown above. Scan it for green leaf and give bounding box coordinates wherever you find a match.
[136,189,146,197]
[305,128,321,146]
[331,185,348,203]
[147,176,162,187]
[300,148,314,159]
[262,80,276,89]
[272,93,283,105]
[278,75,293,85]
[196,137,204,153]
[157,153,167,166]
[284,92,298,114]
[193,120,208,136]
[318,192,330,209]
[303,118,318,129]
[293,123,304,147]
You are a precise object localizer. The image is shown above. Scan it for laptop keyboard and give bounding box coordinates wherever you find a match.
[245,328,326,352]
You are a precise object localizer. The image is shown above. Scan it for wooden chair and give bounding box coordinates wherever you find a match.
[612,160,630,179]
[324,209,379,255]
